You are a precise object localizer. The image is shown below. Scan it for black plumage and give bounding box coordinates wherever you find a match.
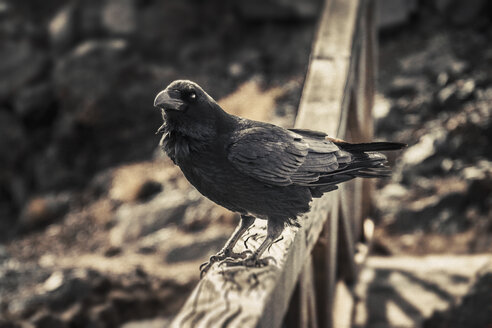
[154,80,405,275]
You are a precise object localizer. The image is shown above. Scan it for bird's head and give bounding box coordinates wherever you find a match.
[154,80,230,138]
[154,80,230,139]
[154,80,219,117]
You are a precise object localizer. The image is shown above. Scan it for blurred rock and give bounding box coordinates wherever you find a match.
[424,263,492,328]
[399,35,468,79]
[42,270,92,311]
[388,76,423,98]
[53,38,131,114]
[355,255,492,328]
[1,261,51,317]
[456,79,476,100]
[137,245,156,254]
[181,198,236,232]
[389,191,467,234]
[103,246,122,257]
[76,0,104,38]
[134,180,162,202]
[86,169,114,200]
[49,0,137,53]
[0,259,191,326]
[165,236,229,263]
[401,131,445,167]
[102,0,137,36]
[135,1,195,56]
[42,271,64,292]
[437,79,476,106]
[0,40,47,101]
[59,304,86,328]
[434,0,489,26]
[89,302,118,327]
[5,269,93,318]
[110,191,200,245]
[13,82,56,125]
[121,318,171,328]
[20,193,70,230]
[46,38,152,189]
[378,0,418,29]
[49,4,77,53]
[0,245,8,260]
[31,145,83,191]
[235,0,321,20]
[376,183,409,212]
[0,0,9,14]
[108,289,162,322]
[466,175,492,213]
[437,83,458,104]
[0,320,21,328]
[462,160,492,181]
[31,313,66,328]
[109,164,170,203]
[135,227,179,254]
[0,111,29,220]
[0,111,27,168]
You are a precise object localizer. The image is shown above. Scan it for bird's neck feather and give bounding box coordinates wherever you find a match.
[163,104,236,141]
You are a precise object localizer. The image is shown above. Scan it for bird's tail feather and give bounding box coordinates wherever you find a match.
[338,141,406,152]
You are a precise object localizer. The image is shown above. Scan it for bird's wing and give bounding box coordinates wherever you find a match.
[290,128,398,186]
[227,126,344,186]
[288,129,351,185]
[227,127,308,186]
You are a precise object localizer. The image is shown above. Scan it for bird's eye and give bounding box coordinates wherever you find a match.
[188,92,197,101]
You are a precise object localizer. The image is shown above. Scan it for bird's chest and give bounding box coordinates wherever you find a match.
[175,140,241,207]
[163,131,254,213]
[174,139,227,189]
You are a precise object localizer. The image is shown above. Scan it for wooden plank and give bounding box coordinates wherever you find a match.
[297,0,362,135]
[338,192,358,284]
[171,194,338,328]
[296,58,348,134]
[337,0,378,282]
[313,0,361,60]
[299,255,319,328]
[312,199,339,327]
[283,255,320,328]
[361,0,378,223]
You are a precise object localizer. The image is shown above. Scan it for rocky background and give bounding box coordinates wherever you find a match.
[0,0,491,327]
[374,1,492,255]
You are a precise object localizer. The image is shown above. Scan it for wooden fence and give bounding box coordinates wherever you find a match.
[171,0,377,326]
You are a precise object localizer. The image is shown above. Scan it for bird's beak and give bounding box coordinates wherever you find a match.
[153,89,186,111]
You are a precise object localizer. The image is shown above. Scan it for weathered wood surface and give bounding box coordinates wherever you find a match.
[170,0,375,326]
[170,197,338,328]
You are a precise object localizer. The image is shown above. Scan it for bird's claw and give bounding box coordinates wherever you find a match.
[199,250,253,278]
[199,262,212,278]
[221,255,275,268]
[237,249,253,258]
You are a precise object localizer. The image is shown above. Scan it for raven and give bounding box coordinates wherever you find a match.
[154,80,405,276]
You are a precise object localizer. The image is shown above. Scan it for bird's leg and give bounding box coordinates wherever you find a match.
[200,215,255,277]
[216,215,256,258]
[224,219,284,268]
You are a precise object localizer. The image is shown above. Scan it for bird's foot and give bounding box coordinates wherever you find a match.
[199,249,253,278]
[221,255,275,268]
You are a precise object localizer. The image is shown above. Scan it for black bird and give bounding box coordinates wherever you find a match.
[154,80,405,276]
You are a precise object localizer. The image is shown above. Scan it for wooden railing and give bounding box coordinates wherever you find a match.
[170,0,377,326]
